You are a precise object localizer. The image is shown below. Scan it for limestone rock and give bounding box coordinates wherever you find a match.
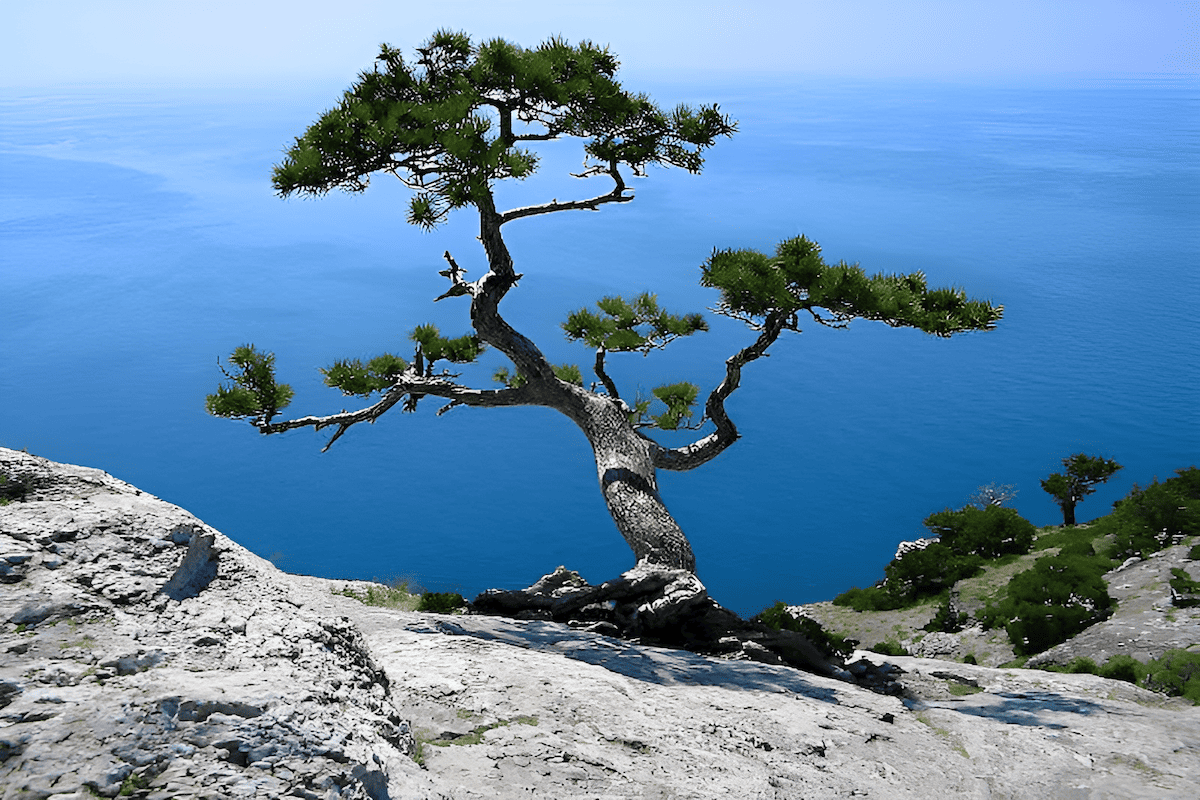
[4,447,1200,799]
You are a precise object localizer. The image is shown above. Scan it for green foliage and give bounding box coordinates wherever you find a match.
[494,363,582,388]
[1032,523,1100,553]
[552,363,584,386]
[410,325,484,365]
[322,353,408,396]
[869,640,910,657]
[832,585,904,612]
[333,582,417,609]
[1107,467,1200,559]
[884,543,983,605]
[118,772,150,796]
[1169,568,1200,607]
[1098,654,1146,684]
[754,601,855,659]
[1037,650,1200,703]
[1040,453,1123,526]
[272,32,735,228]
[563,292,707,354]
[1189,544,1200,561]
[1038,656,1099,675]
[833,539,985,613]
[1142,649,1200,703]
[206,345,294,423]
[980,553,1114,655]
[924,597,969,633]
[649,382,700,430]
[700,235,1002,335]
[418,592,467,613]
[924,505,1036,559]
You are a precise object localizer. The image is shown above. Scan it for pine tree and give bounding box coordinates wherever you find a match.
[1041,453,1123,526]
[208,32,1003,572]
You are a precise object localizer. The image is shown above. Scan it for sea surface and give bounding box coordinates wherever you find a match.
[2,74,1197,615]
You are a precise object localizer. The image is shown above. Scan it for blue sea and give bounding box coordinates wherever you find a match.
[3,74,1197,615]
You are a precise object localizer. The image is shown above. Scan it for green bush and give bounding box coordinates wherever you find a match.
[1108,467,1200,560]
[980,553,1113,655]
[1039,656,1099,675]
[1169,568,1200,607]
[923,596,968,633]
[1057,539,1097,558]
[868,640,909,657]
[418,592,467,613]
[1098,654,1145,684]
[1188,544,1200,561]
[754,601,856,659]
[884,543,983,604]
[924,504,1037,559]
[1142,649,1200,703]
[832,585,903,612]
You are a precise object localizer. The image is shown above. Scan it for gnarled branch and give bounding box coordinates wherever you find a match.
[651,310,790,472]
[257,373,531,451]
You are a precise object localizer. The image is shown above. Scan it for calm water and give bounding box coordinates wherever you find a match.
[2,75,1197,614]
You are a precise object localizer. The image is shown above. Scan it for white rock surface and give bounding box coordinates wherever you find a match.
[3,447,1200,798]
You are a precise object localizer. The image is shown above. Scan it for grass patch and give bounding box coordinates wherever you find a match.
[419,715,541,761]
[333,582,419,610]
[946,681,983,696]
[118,772,150,796]
[59,636,96,650]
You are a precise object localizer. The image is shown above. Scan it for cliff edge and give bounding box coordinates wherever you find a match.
[2,447,1198,799]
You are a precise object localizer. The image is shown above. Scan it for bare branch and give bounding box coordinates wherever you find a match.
[257,372,532,451]
[436,250,476,301]
[500,159,632,224]
[499,189,632,224]
[593,348,621,399]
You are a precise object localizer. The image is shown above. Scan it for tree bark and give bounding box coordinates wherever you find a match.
[473,191,697,572]
[563,391,696,571]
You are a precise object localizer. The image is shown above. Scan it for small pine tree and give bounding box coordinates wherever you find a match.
[1041,453,1122,526]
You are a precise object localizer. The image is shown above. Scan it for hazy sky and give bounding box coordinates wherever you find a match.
[2,0,1195,87]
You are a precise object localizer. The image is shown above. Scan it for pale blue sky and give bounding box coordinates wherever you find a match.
[2,0,1195,87]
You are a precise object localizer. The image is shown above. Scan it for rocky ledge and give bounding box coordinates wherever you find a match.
[3,447,1200,799]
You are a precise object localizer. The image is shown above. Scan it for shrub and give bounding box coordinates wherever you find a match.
[1058,539,1097,558]
[1108,467,1200,560]
[869,640,909,657]
[923,596,968,633]
[418,592,467,613]
[1098,654,1144,684]
[754,601,856,659]
[884,542,983,604]
[980,553,1113,655]
[832,585,903,612]
[1142,649,1200,704]
[1169,568,1200,607]
[924,504,1037,559]
[1188,543,1200,561]
[1040,656,1098,675]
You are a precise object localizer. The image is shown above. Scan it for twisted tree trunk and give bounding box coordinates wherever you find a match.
[566,392,696,571]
